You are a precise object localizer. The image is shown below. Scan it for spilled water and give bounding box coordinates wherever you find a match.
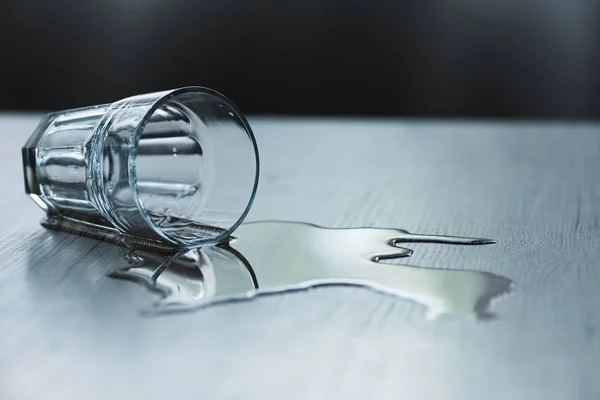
[107,221,512,319]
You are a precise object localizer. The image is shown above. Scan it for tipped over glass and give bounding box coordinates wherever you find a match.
[22,87,259,247]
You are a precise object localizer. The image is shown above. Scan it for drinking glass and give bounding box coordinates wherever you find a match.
[22,87,259,247]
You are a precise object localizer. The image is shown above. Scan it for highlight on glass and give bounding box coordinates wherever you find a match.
[22,87,260,247]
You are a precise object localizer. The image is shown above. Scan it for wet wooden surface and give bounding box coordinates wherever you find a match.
[1,114,599,399]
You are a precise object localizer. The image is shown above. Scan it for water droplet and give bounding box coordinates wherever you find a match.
[175,185,198,201]
[125,249,144,265]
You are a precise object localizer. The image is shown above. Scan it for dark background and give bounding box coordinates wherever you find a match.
[2,0,599,119]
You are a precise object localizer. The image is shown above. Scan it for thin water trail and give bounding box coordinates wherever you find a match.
[108,221,512,320]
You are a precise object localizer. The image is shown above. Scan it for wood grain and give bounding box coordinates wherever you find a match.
[0,114,599,400]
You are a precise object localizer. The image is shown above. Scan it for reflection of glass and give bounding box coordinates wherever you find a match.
[23,87,259,247]
[111,246,258,310]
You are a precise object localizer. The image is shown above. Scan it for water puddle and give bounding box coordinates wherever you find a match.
[107,221,512,319]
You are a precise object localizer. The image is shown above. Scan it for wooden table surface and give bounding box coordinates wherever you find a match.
[1,114,599,400]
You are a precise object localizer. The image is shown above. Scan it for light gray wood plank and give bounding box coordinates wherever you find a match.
[0,114,599,400]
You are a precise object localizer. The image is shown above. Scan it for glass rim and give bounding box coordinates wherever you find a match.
[128,86,260,247]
